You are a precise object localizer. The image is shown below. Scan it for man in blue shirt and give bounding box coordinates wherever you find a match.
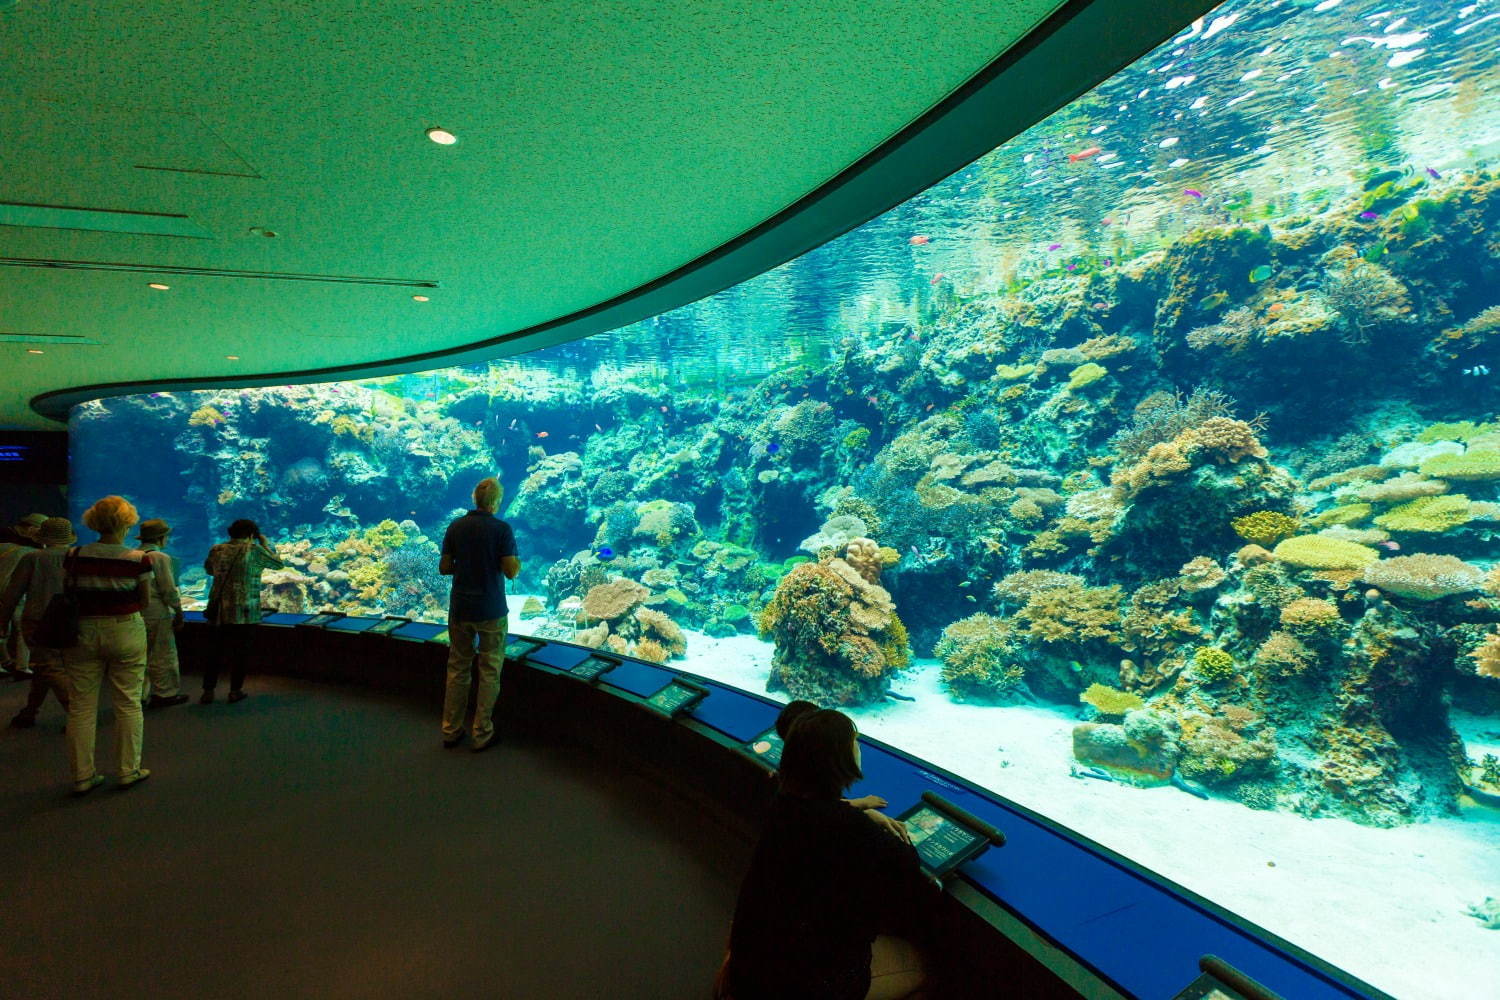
[439,477,520,751]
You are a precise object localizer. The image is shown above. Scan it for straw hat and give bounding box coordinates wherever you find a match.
[36,517,76,546]
[136,518,171,542]
[18,513,47,528]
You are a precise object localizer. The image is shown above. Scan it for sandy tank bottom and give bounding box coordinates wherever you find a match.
[510,602,1500,1000]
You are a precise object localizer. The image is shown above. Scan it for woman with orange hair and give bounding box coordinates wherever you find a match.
[64,495,155,795]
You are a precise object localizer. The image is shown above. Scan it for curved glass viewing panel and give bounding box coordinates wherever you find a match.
[73,1,1499,995]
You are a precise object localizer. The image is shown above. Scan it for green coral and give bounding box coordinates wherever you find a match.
[1308,503,1373,529]
[1066,363,1109,391]
[1193,646,1237,682]
[936,614,1024,700]
[1079,683,1144,716]
[1232,510,1300,545]
[1272,535,1380,570]
[1373,494,1473,533]
[1417,451,1500,481]
[841,427,871,451]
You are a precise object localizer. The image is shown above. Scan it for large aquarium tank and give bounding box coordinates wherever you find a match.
[72,0,1499,994]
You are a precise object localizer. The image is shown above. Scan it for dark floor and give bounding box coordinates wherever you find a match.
[0,674,749,999]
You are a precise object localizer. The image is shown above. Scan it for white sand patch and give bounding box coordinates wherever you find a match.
[662,630,1500,1000]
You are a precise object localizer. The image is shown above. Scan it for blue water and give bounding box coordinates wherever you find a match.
[70,0,1500,994]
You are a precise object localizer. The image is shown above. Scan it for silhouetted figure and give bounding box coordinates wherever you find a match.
[202,519,284,704]
[0,517,77,727]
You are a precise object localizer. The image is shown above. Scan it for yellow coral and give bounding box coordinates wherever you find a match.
[189,405,226,427]
[1231,511,1299,546]
[1272,535,1380,570]
[583,579,650,621]
[1279,598,1342,635]
[1472,635,1500,679]
[1079,683,1144,716]
[632,638,669,664]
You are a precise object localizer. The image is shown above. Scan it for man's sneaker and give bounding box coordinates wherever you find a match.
[471,734,499,753]
[9,713,36,729]
[149,694,189,708]
[199,690,214,705]
[442,733,464,749]
[118,769,151,789]
[227,690,247,704]
[71,775,104,796]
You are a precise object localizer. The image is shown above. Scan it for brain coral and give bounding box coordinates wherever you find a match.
[1272,535,1380,570]
[1359,554,1486,601]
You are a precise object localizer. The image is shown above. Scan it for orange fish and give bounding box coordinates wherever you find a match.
[536,431,549,438]
[1267,303,1285,315]
[1068,146,1102,163]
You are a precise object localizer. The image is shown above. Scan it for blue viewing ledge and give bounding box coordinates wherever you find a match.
[212,616,1381,999]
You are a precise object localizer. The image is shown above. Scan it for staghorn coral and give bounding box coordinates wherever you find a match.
[1017,582,1123,645]
[1359,554,1486,601]
[1256,631,1316,676]
[1232,511,1300,546]
[1109,386,1238,462]
[936,614,1026,701]
[632,638,669,664]
[1469,635,1500,679]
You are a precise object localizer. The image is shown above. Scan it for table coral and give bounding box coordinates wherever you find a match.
[1373,494,1473,533]
[1272,535,1380,570]
[1359,554,1485,601]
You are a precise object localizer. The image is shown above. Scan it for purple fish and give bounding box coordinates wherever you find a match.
[1066,263,1078,271]
[1047,243,1062,251]
[1102,258,1113,267]
[1184,189,1204,199]
[1359,211,1380,220]
[1426,167,1441,180]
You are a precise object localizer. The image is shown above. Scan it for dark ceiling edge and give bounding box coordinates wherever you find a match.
[32,0,1221,423]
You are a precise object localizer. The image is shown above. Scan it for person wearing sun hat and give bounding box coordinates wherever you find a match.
[0,513,47,679]
[135,518,187,708]
[0,516,77,728]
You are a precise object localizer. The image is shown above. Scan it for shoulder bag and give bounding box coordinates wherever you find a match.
[34,547,81,650]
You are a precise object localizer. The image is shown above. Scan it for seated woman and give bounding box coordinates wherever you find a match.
[775,700,907,843]
[722,708,942,1000]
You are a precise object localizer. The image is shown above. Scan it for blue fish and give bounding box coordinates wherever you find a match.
[767,442,781,454]
[1426,167,1442,180]
[596,546,615,562]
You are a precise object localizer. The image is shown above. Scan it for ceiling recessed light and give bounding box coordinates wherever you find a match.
[425,127,458,146]
[412,294,430,302]
[26,349,43,355]
[148,282,170,290]
[225,355,240,361]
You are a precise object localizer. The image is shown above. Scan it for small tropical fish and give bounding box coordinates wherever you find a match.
[536,430,549,438]
[596,546,616,562]
[1426,167,1441,180]
[1358,211,1380,221]
[1092,301,1109,311]
[1047,243,1063,251]
[1068,146,1102,162]
[1377,540,1401,551]
[1249,264,1274,283]
[908,234,930,246]
[1199,291,1229,310]
[508,419,518,430]
[1464,365,1491,376]
[659,405,669,413]
[1102,258,1113,267]
[766,442,781,454]
[929,273,945,285]
[867,395,880,405]
[594,423,603,431]
[1267,302,1286,315]
[1184,188,1204,199]
[958,581,970,587]
[925,404,935,411]
[1066,263,1078,271]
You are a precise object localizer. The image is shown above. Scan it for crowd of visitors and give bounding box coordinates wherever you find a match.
[0,476,523,789]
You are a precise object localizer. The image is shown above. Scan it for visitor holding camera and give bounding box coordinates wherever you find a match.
[202,518,284,704]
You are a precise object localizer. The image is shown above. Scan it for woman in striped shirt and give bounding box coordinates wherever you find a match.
[65,496,154,795]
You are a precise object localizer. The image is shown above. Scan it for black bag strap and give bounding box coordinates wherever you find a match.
[62,546,79,593]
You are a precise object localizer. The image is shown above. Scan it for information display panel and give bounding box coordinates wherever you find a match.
[644,679,710,718]
[506,637,544,660]
[297,612,345,629]
[895,792,1005,878]
[570,656,618,682]
[365,617,410,636]
[325,616,381,633]
[744,727,786,769]
[391,621,449,643]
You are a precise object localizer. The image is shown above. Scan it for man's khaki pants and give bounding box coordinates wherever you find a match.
[442,616,505,745]
[63,614,147,782]
[141,615,182,699]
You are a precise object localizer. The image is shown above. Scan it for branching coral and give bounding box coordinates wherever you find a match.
[1257,631,1316,676]
[1182,417,1269,464]
[1192,646,1237,682]
[1178,556,1226,592]
[1108,386,1239,462]
[1469,635,1500,679]
[1279,597,1344,636]
[936,614,1025,701]
[1016,583,1123,644]
[993,570,1082,604]
[1359,554,1486,601]
[1232,511,1300,546]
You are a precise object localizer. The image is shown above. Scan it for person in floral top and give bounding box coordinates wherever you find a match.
[202,519,283,704]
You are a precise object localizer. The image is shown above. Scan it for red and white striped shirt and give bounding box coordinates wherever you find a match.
[69,543,152,617]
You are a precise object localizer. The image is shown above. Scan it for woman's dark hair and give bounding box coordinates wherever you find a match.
[228,519,260,539]
[774,700,818,740]
[777,709,862,799]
